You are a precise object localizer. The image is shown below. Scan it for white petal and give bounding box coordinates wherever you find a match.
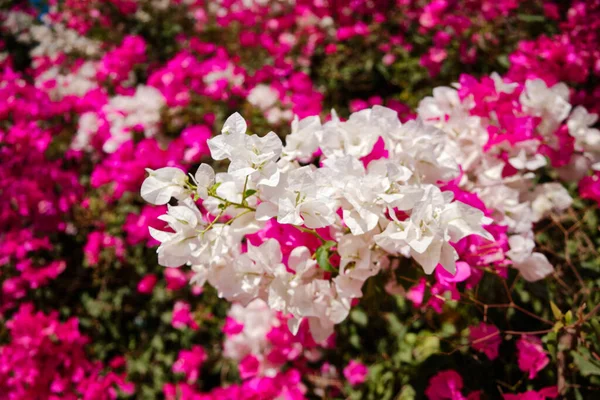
[411,239,442,274]
[207,135,231,161]
[515,252,554,282]
[167,205,199,227]
[255,202,278,221]
[222,112,247,136]
[141,177,180,205]
[148,227,175,243]
[152,167,187,181]
[194,164,215,198]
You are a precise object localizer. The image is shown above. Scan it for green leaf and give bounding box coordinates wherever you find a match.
[551,301,563,320]
[496,54,510,69]
[591,318,600,342]
[244,189,257,198]
[584,208,598,232]
[517,14,546,23]
[553,321,564,333]
[322,240,336,250]
[315,241,336,272]
[350,309,368,326]
[414,335,440,362]
[349,333,361,349]
[384,313,405,337]
[398,385,416,400]
[572,348,600,376]
[565,310,573,325]
[209,182,222,194]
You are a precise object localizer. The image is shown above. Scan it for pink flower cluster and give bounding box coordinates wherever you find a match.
[97,35,146,90]
[0,304,133,399]
[163,369,306,400]
[425,370,558,400]
[0,68,82,309]
[425,370,481,400]
[508,0,600,114]
[83,230,125,266]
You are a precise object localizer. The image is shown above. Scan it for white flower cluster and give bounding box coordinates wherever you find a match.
[0,10,35,44]
[74,85,166,153]
[36,61,99,100]
[247,84,293,125]
[417,76,590,282]
[30,15,101,58]
[141,109,492,340]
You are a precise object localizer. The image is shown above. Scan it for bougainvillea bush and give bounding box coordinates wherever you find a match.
[1,0,600,399]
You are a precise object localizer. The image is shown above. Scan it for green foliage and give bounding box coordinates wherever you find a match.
[316,241,337,273]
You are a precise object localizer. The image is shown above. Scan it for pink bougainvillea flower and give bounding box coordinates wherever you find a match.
[425,370,466,400]
[164,267,188,291]
[343,360,368,386]
[171,301,199,330]
[406,278,427,307]
[239,354,261,379]
[469,323,501,360]
[516,335,549,379]
[503,386,559,400]
[137,274,158,294]
[173,345,207,383]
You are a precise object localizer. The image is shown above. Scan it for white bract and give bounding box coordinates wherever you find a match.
[416,76,584,282]
[568,106,600,169]
[138,73,594,340]
[141,167,191,205]
[375,186,493,275]
[506,234,553,282]
[520,79,571,137]
[140,108,512,341]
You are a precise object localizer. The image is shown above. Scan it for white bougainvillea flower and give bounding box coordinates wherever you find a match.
[228,131,283,186]
[269,246,319,316]
[337,234,381,282]
[506,234,536,263]
[417,86,466,124]
[209,239,282,306]
[506,233,554,282]
[508,145,547,171]
[140,98,585,341]
[527,183,572,222]
[100,85,165,154]
[284,278,351,343]
[490,72,518,94]
[375,186,492,275]
[514,253,553,282]
[282,115,321,162]
[141,167,190,205]
[385,119,460,183]
[321,155,387,235]
[149,201,204,267]
[209,113,283,187]
[519,79,571,136]
[315,109,379,160]
[193,163,215,199]
[207,112,248,160]
[568,106,600,170]
[256,166,337,229]
[247,84,279,111]
[568,106,599,139]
